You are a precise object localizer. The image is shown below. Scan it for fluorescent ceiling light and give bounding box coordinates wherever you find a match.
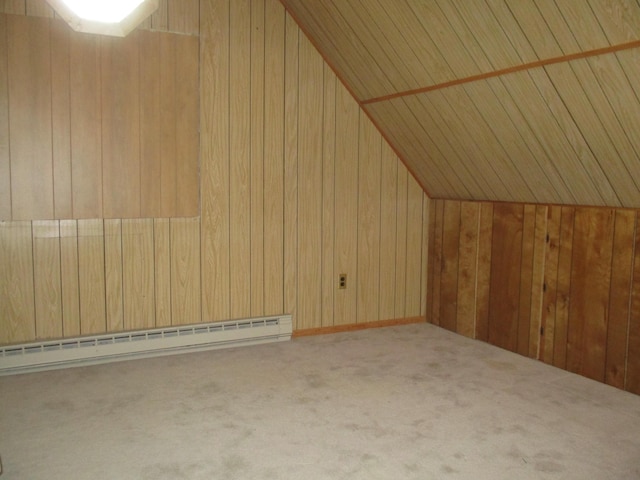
[60,0,145,24]
[47,0,159,37]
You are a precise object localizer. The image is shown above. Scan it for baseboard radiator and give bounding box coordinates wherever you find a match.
[0,315,292,376]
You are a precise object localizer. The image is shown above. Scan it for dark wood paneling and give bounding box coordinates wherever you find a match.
[566,208,614,382]
[431,198,640,395]
[488,203,524,351]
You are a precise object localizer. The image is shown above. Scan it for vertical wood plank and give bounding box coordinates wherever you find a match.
[379,141,398,321]
[139,30,162,217]
[357,116,381,323]
[0,1,25,14]
[393,166,408,319]
[229,0,251,319]
[552,206,575,369]
[59,219,80,337]
[540,206,561,363]
[0,14,10,220]
[606,210,636,389]
[175,34,199,217]
[334,79,359,325]
[627,213,640,394]
[475,202,494,341]
[77,219,106,334]
[284,12,299,326]
[297,33,323,329]
[529,205,548,359]
[405,175,423,316]
[33,220,62,340]
[250,0,265,316]
[159,32,177,217]
[168,0,199,35]
[440,200,461,332]
[263,0,284,316]
[50,19,72,219]
[321,63,336,327]
[421,194,430,318]
[171,217,201,325]
[0,221,35,344]
[8,15,53,219]
[70,32,102,218]
[122,219,155,331]
[427,200,443,326]
[101,34,140,218]
[456,201,479,338]
[567,207,614,382]
[488,203,524,352]
[516,204,537,356]
[25,0,53,17]
[153,218,171,327]
[151,0,168,31]
[200,0,230,322]
[516,205,536,356]
[104,219,123,332]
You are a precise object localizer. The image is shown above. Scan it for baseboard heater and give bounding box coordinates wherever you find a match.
[0,315,292,376]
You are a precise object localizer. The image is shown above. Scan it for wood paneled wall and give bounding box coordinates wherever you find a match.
[428,199,640,395]
[0,0,429,345]
[0,0,200,35]
[0,13,199,220]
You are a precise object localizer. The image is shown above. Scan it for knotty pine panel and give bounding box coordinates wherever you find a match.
[0,0,429,353]
[429,198,640,395]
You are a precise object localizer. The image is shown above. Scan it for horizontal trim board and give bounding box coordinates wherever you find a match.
[0,315,292,376]
[362,40,640,105]
[292,316,426,338]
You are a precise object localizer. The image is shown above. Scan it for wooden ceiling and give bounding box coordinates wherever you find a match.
[280,0,640,207]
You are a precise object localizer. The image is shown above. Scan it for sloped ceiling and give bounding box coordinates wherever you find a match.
[280,0,640,207]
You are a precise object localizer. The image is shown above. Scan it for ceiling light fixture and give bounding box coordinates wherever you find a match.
[46,0,159,37]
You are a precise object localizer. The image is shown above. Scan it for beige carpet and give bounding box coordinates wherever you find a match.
[1,322,639,479]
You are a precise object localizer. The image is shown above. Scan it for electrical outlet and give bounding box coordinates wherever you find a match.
[339,273,347,289]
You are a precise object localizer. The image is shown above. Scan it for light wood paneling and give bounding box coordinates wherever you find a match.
[0,14,199,220]
[122,219,155,331]
[70,31,102,218]
[279,0,640,208]
[356,117,381,323]
[59,220,80,337]
[1,0,429,362]
[0,221,34,343]
[283,11,299,327]
[101,35,141,218]
[8,15,53,219]
[170,218,201,325]
[297,33,323,329]
[263,0,285,316]
[229,0,252,319]
[200,0,231,322]
[50,19,72,218]
[104,219,124,332]
[0,14,10,220]
[250,0,266,317]
[153,218,171,328]
[77,219,106,335]
[429,198,640,395]
[33,221,63,340]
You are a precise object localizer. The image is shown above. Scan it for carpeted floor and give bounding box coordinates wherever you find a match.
[1,322,639,479]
